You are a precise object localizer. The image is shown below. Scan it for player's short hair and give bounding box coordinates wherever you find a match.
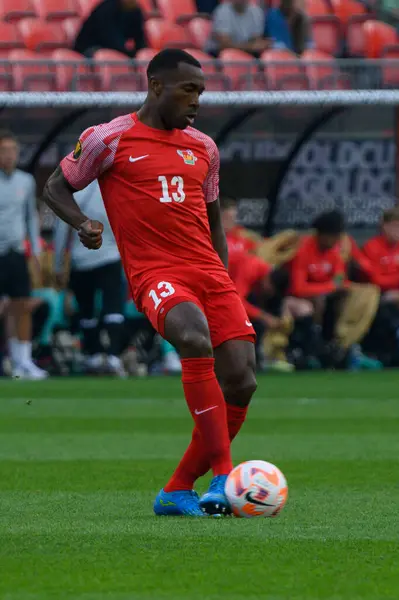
[0,129,17,144]
[147,49,202,79]
[313,209,345,235]
[219,195,238,210]
[382,207,399,223]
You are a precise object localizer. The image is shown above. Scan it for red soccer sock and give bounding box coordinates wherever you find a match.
[164,402,249,492]
[164,358,232,492]
[226,403,248,442]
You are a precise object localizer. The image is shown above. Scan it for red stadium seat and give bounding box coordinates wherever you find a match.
[9,48,56,90]
[93,48,143,91]
[347,17,368,56]
[135,47,156,70]
[304,0,331,17]
[330,0,367,25]
[145,19,192,50]
[188,17,212,49]
[363,20,398,58]
[0,22,24,58]
[137,0,160,19]
[157,0,204,24]
[32,0,79,21]
[0,0,36,23]
[183,48,215,72]
[261,48,306,90]
[381,46,399,88]
[184,48,229,90]
[18,18,66,53]
[311,16,341,56]
[52,48,99,90]
[302,48,348,89]
[76,0,99,18]
[62,17,82,46]
[219,48,259,90]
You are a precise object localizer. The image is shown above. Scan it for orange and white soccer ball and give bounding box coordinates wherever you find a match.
[225,460,288,518]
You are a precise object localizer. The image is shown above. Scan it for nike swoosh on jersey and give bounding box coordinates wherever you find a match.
[129,154,149,163]
[194,406,217,415]
[245,320,252,327]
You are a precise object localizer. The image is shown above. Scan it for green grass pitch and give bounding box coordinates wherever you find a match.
[0,372,399,600]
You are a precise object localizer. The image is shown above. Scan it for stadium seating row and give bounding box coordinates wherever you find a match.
[1,47,398,92]
[0,0,383,24]
[0,16,397,60]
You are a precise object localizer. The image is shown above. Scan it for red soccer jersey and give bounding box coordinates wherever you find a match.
[228,250,271,320]
[289,235,347,298]
[227,226,258,257]
[362,234,399,291]
[60,113,224,305]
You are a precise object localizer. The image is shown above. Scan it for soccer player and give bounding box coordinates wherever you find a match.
[362,208,399,300]
[42,49,257,517]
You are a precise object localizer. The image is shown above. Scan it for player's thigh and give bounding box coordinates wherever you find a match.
[140,277,212,358]
[69,268,96,318]
[97,260,124,315]
[7,251,31,300]
[205,285,256,350]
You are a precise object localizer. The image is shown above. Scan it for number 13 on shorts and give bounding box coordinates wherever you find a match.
[149,281,176,310]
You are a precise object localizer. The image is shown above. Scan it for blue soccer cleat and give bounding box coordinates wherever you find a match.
[199,475,231,516]
[153,489,206,517]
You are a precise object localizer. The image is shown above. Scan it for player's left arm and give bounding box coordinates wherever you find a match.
[207,199,228,269]
[204,139,228,268]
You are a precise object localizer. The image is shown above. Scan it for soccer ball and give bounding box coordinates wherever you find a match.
[225,460,288,518]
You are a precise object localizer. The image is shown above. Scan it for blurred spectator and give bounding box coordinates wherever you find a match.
[206,0,270,56]
[54,180,126,376]
[221,196,312,372]
[74,0,146,58]
[196,0,219,13]
[289,210,381,369]
[220,194,300,265]
[265,0,313,55]
[362,207,399,302]
[0,130,48,380]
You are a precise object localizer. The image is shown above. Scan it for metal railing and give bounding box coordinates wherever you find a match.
[1,58,399,92]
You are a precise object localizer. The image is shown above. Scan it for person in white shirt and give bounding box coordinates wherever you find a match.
[54,180,126,376]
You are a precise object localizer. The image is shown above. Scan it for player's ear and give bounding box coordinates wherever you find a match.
[148,76,163,97]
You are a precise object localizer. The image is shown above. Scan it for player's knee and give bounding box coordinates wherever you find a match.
[178,329,213,358]
[223,365,257,407]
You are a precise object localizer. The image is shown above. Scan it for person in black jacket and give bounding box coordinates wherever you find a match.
[74,0,146,57]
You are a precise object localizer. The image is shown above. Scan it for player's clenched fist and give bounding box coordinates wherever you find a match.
[78,219,104,250]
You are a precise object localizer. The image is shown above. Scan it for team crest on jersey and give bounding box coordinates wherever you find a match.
[73,140,82,160]
[177,149,197,165]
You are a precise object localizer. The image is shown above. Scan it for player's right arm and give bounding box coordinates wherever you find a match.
[43,125,111,249]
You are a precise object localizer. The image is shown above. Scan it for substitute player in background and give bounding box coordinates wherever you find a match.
[43,49,257,517]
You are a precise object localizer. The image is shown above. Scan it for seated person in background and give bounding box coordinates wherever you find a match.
[206,0,270,56]
[74,0,146,58]
[362,207,399,303]
[24,237,61,368]
[54,179,126,377]
[221,194,300,265]
[196,0,219,13]
[265,0,313,55]
[289,210,381,369]
[222,201,311,370]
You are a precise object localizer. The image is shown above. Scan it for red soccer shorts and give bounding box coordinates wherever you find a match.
[137,266,256,348]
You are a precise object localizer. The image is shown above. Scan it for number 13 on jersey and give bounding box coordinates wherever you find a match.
[158,176,185,204]
[149,281,176,309]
